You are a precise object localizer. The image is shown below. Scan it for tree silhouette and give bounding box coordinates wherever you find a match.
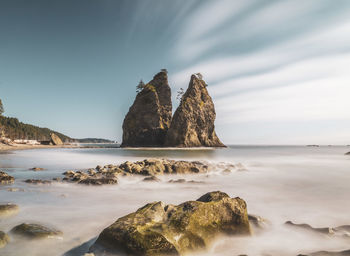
[136,80,145,93]
[0,99,4,116]
[176,88,185,102]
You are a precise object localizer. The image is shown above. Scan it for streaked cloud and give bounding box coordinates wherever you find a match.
[169,0,350,144]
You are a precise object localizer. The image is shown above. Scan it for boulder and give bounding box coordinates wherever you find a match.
[10,223,62,239]
[0,171,14,184]
[50,133,63,145]
[0,203,19,217]
[90,191,250,256]
[165,74,225,147]
[0,231,10,248]
[121,70,172,147]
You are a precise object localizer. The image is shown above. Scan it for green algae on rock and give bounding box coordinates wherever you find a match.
[90,191,251,256]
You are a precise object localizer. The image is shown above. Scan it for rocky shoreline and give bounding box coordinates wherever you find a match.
[1,156,350,255]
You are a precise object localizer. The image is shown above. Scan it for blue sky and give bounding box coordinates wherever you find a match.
[1,0,350,144]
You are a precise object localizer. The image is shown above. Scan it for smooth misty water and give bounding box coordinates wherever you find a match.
[0,146,350,256]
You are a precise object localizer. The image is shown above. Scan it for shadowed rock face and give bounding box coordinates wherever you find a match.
[165,75,225,147]
[121,71,172,147]
[90,191,250,256]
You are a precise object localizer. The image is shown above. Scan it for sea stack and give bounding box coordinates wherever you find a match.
[165,74,225,147]
[121,70,172,147]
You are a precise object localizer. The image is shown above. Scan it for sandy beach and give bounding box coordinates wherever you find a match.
[0,143,78,152]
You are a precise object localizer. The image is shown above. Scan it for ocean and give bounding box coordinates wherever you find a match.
[0,146,349,256]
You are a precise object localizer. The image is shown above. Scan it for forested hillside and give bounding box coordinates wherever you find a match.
[0,116,72,142]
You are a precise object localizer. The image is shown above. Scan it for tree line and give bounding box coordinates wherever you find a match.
[0,98,71,142]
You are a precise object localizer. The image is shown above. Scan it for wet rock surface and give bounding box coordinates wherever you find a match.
[90,191,250,256]
[0,231,10,248]
[0,203,19,217]
[121,70,172,147]
[165,74,225,147]
[0,171,14,184]
[61,159,209,185]
[10,223,63,239]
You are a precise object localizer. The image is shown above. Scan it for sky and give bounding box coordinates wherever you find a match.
[1,0,350,145]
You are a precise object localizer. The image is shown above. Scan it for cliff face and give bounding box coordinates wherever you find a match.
[121,71,172,147]
[165,74,225,147]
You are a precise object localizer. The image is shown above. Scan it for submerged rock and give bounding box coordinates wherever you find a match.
[121,70,172,147]
[0,203,19,217]
[165,74,225,147]
[299,249,350,256]
[10,223,62,239]
[0,231,10,248]
[78,177,118,185]
[29,167,45,171]
[24,179,52,185]
[285,221,334,235]
[50,133,63,145]
[90,191,250,256]
[0,171,14,184]
[143,176,161,182]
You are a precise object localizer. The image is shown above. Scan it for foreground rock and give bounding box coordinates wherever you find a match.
[90,191,250,256]
[165,74,225,147]
[50,133,63,145]
[121,70,172,147]
[11,223,62,239]
[0,203,19,217]
[0,171,14,184]
[0,231,10,248]
[62,159,208,185]
[346,152,350,155]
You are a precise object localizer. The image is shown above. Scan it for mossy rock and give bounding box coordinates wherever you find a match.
[0,231,10,248]
[91,191,251,256]
[0,203,19,217]
[10,223,63,239]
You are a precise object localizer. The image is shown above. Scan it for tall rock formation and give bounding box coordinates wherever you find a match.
[121,71,172,147]
[165,74,225,147]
